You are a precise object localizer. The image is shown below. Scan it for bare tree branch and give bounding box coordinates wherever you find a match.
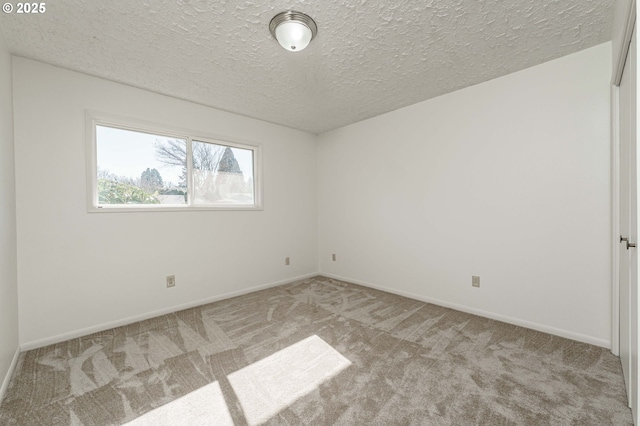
[154,139,187,168]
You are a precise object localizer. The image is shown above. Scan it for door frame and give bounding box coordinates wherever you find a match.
[613,1,637,87]
[613,84,620,357]
[612,0,637,358]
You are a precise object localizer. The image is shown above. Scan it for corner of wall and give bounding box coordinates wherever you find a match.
[0,22,20,404]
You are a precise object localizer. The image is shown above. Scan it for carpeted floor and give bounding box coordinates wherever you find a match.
[0,276,633,425]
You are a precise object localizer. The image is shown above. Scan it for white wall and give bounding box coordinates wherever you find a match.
[318,42,613,347]
[13,58,318,347]
[0,28,19,397]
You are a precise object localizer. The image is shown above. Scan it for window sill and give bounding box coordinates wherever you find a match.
[88,205,264,213]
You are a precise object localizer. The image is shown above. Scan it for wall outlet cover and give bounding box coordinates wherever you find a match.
[166,275,176,288]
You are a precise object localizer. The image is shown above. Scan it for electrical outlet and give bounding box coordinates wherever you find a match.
[166,275,176,288]
[285,257,290,266]
[472,276,480,288]
[332,253,337,261]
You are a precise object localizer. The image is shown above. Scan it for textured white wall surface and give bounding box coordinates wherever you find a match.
[318,43,613,347]
[13,58,318,347]
[0,1,614,134]
[0,26,18,396]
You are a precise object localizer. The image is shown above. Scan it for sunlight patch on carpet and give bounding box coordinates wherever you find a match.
[228,335,352,425]
[123,381,233,426]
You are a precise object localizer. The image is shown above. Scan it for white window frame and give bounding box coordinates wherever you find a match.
[86,111,263,212]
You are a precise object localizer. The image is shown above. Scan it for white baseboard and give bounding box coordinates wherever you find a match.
[21,272,319,351]
[320,272,611,349]
[0,346,20,404]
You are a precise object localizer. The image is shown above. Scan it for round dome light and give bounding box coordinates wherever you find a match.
[269,11,317,52]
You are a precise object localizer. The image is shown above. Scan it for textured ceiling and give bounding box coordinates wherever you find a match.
[0,0,613,134]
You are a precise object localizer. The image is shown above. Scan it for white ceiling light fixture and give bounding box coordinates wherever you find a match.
[269,11,317,52]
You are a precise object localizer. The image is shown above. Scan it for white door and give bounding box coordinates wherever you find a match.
[619,24,638,420]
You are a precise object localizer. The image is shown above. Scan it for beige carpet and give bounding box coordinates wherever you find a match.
[0,276,633,425]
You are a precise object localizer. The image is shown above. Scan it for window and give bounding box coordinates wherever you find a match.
[87,113,261,211]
